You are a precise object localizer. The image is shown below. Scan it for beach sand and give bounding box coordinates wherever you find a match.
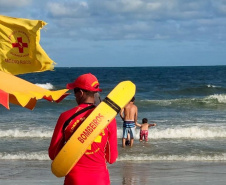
[0,160,226,185]
[110,161,226,185]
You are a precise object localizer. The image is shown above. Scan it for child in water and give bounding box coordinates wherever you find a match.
[136,118,156,142]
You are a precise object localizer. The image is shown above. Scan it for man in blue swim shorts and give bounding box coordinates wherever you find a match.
[120,97,138,147]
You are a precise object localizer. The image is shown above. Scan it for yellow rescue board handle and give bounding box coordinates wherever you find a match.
[51,81,136,177]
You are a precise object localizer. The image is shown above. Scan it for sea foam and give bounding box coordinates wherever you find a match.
[35,83,54,90]
[0,152,49,160]
[207,94,226,103]
[2,126,226,139]
[117,153,226,161]
[117,126,226,139]
[0,129,52,138]
[1,152,226,161]
[142,95,226,106]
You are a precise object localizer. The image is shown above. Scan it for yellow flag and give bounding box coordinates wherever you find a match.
[0,15,56,75]
[0,71,69,110]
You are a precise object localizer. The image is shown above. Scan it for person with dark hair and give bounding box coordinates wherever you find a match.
[136,118,156,142]
[120,96,138,147]
[49,73,118,185]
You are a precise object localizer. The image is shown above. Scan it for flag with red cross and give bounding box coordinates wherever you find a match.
[0,15,56,75]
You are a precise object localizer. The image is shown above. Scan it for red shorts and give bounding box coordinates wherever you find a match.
[64,168,110,185]
[140,130,148,141]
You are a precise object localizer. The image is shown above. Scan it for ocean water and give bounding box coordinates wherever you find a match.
[1,66,226,166]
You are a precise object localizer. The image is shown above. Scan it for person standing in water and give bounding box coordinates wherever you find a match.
[120,97,138,147]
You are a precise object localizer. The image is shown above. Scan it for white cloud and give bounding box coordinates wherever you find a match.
[44,2,222,42]
[211,0,226,15]
[1,0,226,42]
[47,1,89,17]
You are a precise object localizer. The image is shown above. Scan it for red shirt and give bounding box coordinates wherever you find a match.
[49,104,118,185]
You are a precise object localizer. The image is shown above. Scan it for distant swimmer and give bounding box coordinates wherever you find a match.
[120,97,138,147]
[136,118,156,142]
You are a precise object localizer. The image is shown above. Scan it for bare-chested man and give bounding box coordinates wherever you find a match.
[120,97,138,147]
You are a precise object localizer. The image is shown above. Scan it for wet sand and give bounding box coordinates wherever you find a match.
[1,160,226,185]
[110,161,226,185]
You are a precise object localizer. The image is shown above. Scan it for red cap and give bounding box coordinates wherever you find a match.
[66,73,102,92]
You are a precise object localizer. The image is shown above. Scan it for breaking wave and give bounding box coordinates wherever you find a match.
[1,152,226,161]
[0,151,49,160]
[141,94,226,108]
[0,129,52,138]
[35,83,54,90]
[117,126,226,139]
[1,125,226,139]
[118,153,226,161]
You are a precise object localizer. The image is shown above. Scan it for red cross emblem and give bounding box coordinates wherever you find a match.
[12,37,28,53]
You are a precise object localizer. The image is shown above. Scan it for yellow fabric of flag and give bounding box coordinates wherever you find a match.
[0,71,69,110]
[0,15,55,75]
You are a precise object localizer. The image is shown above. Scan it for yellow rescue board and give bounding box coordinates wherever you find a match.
[51,81,136,177]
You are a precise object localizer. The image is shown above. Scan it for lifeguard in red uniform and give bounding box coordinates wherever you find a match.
[49,73,118,185]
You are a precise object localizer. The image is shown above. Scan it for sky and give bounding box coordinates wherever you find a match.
[0,0,226,67]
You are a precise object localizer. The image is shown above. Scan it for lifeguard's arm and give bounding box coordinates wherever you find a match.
[105,118,118,164]
[119,109,125,121]
[48,114,65,160]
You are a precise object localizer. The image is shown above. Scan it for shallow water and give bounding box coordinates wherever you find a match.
[1,66,226,184]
